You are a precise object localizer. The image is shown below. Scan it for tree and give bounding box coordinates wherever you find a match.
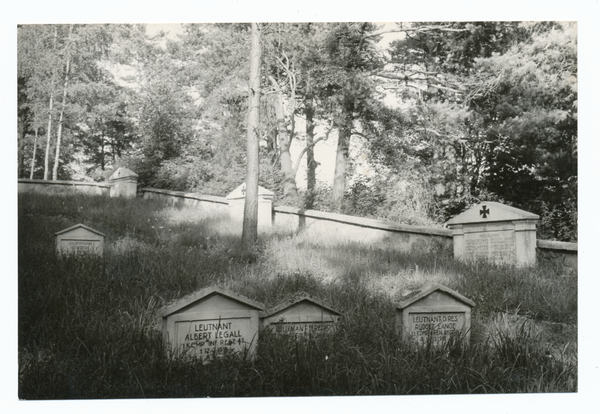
[319,23,385,211]
[373,22,577,239]
[468,22,577,240]
[242,22,261,247]
[18,25,62,180]
[18,24,138,180]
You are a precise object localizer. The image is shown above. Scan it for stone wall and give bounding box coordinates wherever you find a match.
[274,205,453,254]
[18,180,577,269]
[141,188,229,216]
[537,239,578,270]
[18,179,111,196]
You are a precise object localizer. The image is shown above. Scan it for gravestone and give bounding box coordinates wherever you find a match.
[446,201,539,266]
[159,286,264,361]
[261,294,341,337]
[226,183,274,228]
[396,283,475,347]
[109,167,138,198]
[55,224,105,257]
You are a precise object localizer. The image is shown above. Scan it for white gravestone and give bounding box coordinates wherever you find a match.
[446,201,539,267]
[159,286,264,361]
[226,183,274,228]
[261,294,341,337]
[55,224,105,257]
[396,283,475,347]
[109,167,138,198]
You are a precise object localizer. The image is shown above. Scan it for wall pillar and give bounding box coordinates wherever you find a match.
[109,167,138,198]
[226,183,274,228]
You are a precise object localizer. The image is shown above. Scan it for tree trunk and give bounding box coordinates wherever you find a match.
[304,90,316,209]
[101,133,105,170]
[43,94,54,180]
[44,26,59,181]
[30,127,38,179]
[52,85,67,180]
[18,118,26,178]
[331,117,351,211]
[52,25,72,181]
[269,76,298,201]
[242,22,261,248]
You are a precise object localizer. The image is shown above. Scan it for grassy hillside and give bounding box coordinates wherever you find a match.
[18,192,577,398]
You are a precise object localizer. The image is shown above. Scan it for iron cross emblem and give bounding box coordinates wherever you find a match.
[480,205,490,218]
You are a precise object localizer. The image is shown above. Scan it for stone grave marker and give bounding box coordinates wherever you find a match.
[226,182,274,228]
[261,294,341,337]
[446,201,539,266]
[396,283,475,347]
[55,224,105,257]
[159,286,264,361]
[109,167,138,198]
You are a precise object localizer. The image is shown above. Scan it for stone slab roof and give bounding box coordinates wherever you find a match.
[397,283,476,309]
[159,285,265,317]
[446,201,539,226]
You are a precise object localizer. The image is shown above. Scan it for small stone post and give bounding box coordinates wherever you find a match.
[226,183,274,228]
[109,167,139,198]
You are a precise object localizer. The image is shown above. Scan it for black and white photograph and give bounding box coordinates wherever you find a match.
[8,1,597,412]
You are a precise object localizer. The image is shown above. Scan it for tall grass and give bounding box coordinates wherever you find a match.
[18,192,577,398]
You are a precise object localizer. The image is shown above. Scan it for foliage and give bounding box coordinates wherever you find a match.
[372,22,577,239]
[18,24,141,180]
[17,22,578,241]
[18,193,577,398]
[476,24,576,240]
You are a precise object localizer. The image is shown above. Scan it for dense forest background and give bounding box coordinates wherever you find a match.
[17,22,577,241]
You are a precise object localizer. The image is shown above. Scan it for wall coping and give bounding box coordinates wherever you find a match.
[274,205,453,238]
[22,181,576,255]
[536,239,578,252]
[19,178,111,188]
[141,187,228,205]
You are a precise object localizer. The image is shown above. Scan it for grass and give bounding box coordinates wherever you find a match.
[18,192,577,398]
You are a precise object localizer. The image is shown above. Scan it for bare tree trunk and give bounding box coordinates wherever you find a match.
[269,76,298,201]
[332,118,351,212]
[242,22,261,248]
[44,26,58,181]
[30,127,38,179]
[52,25,72,181]
[304,89,316,209]
[43,94,54,180]
[18,119,26,178]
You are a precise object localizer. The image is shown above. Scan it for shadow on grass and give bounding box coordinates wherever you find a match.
[18,192,577,398]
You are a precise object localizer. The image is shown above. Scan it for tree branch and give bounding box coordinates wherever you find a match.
[292,119,334,177]
[374,72,464,94]
[364,25,469,39]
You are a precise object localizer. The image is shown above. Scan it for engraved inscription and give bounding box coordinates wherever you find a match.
[269,322,335,336]
[409,312,465,346]
[175,319,252,359]
[463,231,515,264]
[60,239,101,255]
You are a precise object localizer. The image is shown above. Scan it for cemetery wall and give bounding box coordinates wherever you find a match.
[18,180,577,268]
[536,239,578,269]
[139,189,578,268]
[141,188,229,216]
[273,205,453,254]
[19,178,110,196]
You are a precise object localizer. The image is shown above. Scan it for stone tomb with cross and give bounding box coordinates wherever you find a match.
[261,294,341,337]
[446,201,539,266]
[396,283,475,347]
[55,223,105,257]
[159,286,265,361]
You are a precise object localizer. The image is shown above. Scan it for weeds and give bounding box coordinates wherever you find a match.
[18,192,577,398]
